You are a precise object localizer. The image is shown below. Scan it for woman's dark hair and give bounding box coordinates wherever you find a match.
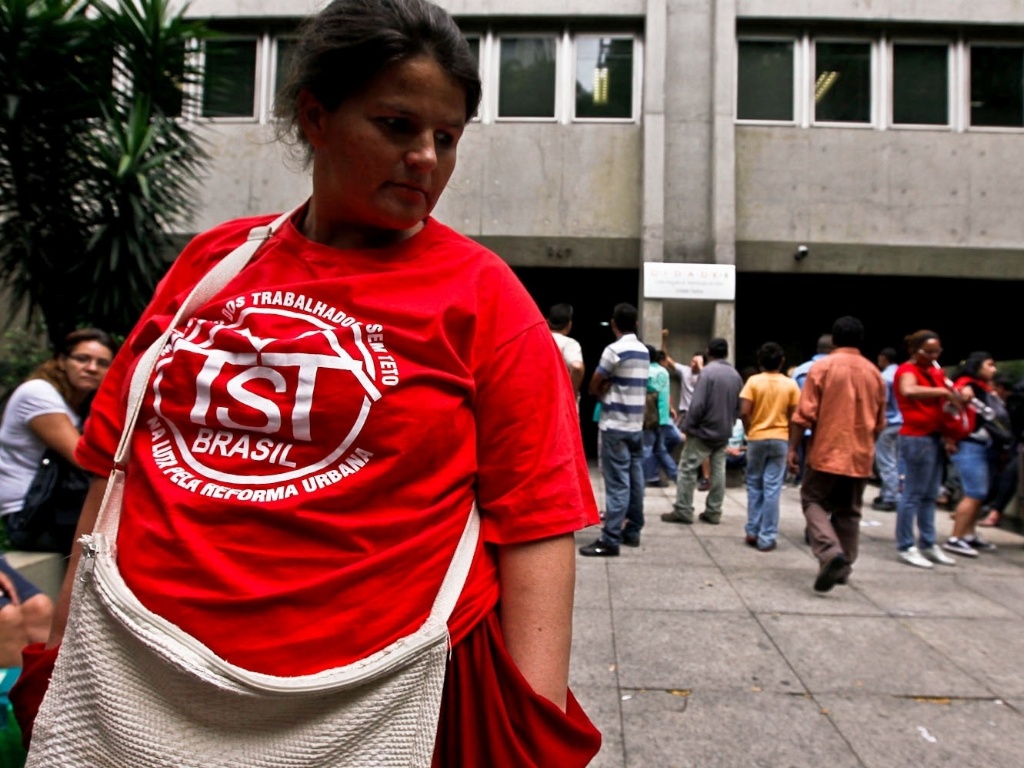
[28,328,117,409]
[275,0,482,164]
[960,351,993,380]
[904,329,940,357]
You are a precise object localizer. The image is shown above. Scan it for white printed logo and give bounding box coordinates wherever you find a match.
[145,292,399,502]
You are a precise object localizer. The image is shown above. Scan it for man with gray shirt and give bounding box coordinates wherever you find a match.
[663,338,743,525]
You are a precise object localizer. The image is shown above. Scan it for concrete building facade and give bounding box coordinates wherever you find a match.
[179,0,1024,449]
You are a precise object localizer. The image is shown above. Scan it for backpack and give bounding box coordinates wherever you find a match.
[643,390,660,430]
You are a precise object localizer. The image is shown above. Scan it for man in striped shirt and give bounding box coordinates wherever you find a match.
[580,303,650,556]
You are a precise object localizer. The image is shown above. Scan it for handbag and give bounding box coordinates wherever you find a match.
[13,449,90,554]
[939,404,973,443]
[27,208,480,767]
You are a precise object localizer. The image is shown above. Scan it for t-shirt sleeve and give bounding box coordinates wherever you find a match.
[474,322,599,545]
[596,346,617,378]
[564,338,583,365]
[739,379,753,401]
[13,381,74,425]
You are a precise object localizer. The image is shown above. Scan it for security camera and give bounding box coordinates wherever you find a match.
[794,245,809,261]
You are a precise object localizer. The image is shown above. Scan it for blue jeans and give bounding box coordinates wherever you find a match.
[744,439,787,547]
[601,429,645,545]
[643,423,681,482]
[875,424,901,504]
[896,434,943,551]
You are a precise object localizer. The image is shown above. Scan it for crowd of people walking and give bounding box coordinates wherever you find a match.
[574,306,1022,592]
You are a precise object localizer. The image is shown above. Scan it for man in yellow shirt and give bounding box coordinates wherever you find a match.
[739,342,800,551]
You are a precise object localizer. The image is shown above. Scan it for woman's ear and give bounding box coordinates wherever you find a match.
[297,89,329,148]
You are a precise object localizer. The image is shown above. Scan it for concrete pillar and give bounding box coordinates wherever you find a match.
[712,300,736,365]
[710,0,738,360]
[640,0,668,345]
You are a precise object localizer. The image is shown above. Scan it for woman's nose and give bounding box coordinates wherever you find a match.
[406,132,437,170]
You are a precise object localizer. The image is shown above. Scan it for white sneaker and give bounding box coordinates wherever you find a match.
[923,544,957,566]
[898,546,933,569]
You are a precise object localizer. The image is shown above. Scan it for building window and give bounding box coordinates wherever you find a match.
[574,36,634,120]
[273,38,297,100]
[202,38,258,118]
[892,43,949,126]
[498,35,557,119]
[971,45,1024,127]
[737,39,794,122]
[814,41,871,123]
[466,36,480,69]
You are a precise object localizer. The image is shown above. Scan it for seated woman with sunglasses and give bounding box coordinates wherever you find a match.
[0,328,116,554]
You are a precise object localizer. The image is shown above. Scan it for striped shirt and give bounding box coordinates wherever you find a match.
[596,333,650,432]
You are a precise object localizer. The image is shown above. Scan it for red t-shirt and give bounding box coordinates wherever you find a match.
[895,362,947,436]
[77,212,598,676]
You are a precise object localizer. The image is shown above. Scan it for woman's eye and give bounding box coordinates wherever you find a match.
[379,117,414,133]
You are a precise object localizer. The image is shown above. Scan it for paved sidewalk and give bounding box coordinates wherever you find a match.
[570,466,1024,768]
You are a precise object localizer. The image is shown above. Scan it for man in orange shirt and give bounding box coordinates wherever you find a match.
[787,316,886,593]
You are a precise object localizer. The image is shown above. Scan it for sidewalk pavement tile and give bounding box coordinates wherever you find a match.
[760,614,991,697]
[906,617,1024,696]
[818,694,1021,768]
[613,611,801,694]
[619,689,862,768]
[952,573,1024,618]
[573,463,1024,766]
[609,565,747,612]
[728,569,888,616]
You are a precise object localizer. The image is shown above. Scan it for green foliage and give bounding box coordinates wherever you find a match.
[0,0,210,348]
[0,326,48,400]
[996,359,1024,385]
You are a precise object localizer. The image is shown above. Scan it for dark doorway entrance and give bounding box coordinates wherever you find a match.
[513,266,641,457]
[735,273,1022,372]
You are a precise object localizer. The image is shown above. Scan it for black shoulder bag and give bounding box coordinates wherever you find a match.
[13,450,90,555]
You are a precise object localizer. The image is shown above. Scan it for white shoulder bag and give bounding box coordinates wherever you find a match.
[27,211,480,767]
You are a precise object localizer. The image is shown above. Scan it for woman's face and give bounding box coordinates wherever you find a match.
[300,55,467,247]
[914,337,942,365]
[977,358,997,381]
[61,340,113,395]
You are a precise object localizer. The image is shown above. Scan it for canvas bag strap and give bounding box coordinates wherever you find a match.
[112,208,296,469]
[99,203,479,624]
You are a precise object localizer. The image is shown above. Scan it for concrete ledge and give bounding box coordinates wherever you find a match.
[4,551,66,602]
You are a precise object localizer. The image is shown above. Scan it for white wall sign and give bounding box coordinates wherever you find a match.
[643,263,736,301]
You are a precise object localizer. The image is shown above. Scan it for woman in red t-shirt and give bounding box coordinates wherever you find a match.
[893,330,972,569]
[13,1,601,765]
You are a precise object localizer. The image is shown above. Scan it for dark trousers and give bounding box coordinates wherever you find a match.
[800,467,867,571]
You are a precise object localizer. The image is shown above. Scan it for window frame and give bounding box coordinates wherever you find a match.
[494,32,561,123]
[967,40,1024,131]
[735,35,800,126]
[196,34,263,122]
[888,38,954,130]
[570,33,642,124]
[266,34,298,121]
[811,36,877,128]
